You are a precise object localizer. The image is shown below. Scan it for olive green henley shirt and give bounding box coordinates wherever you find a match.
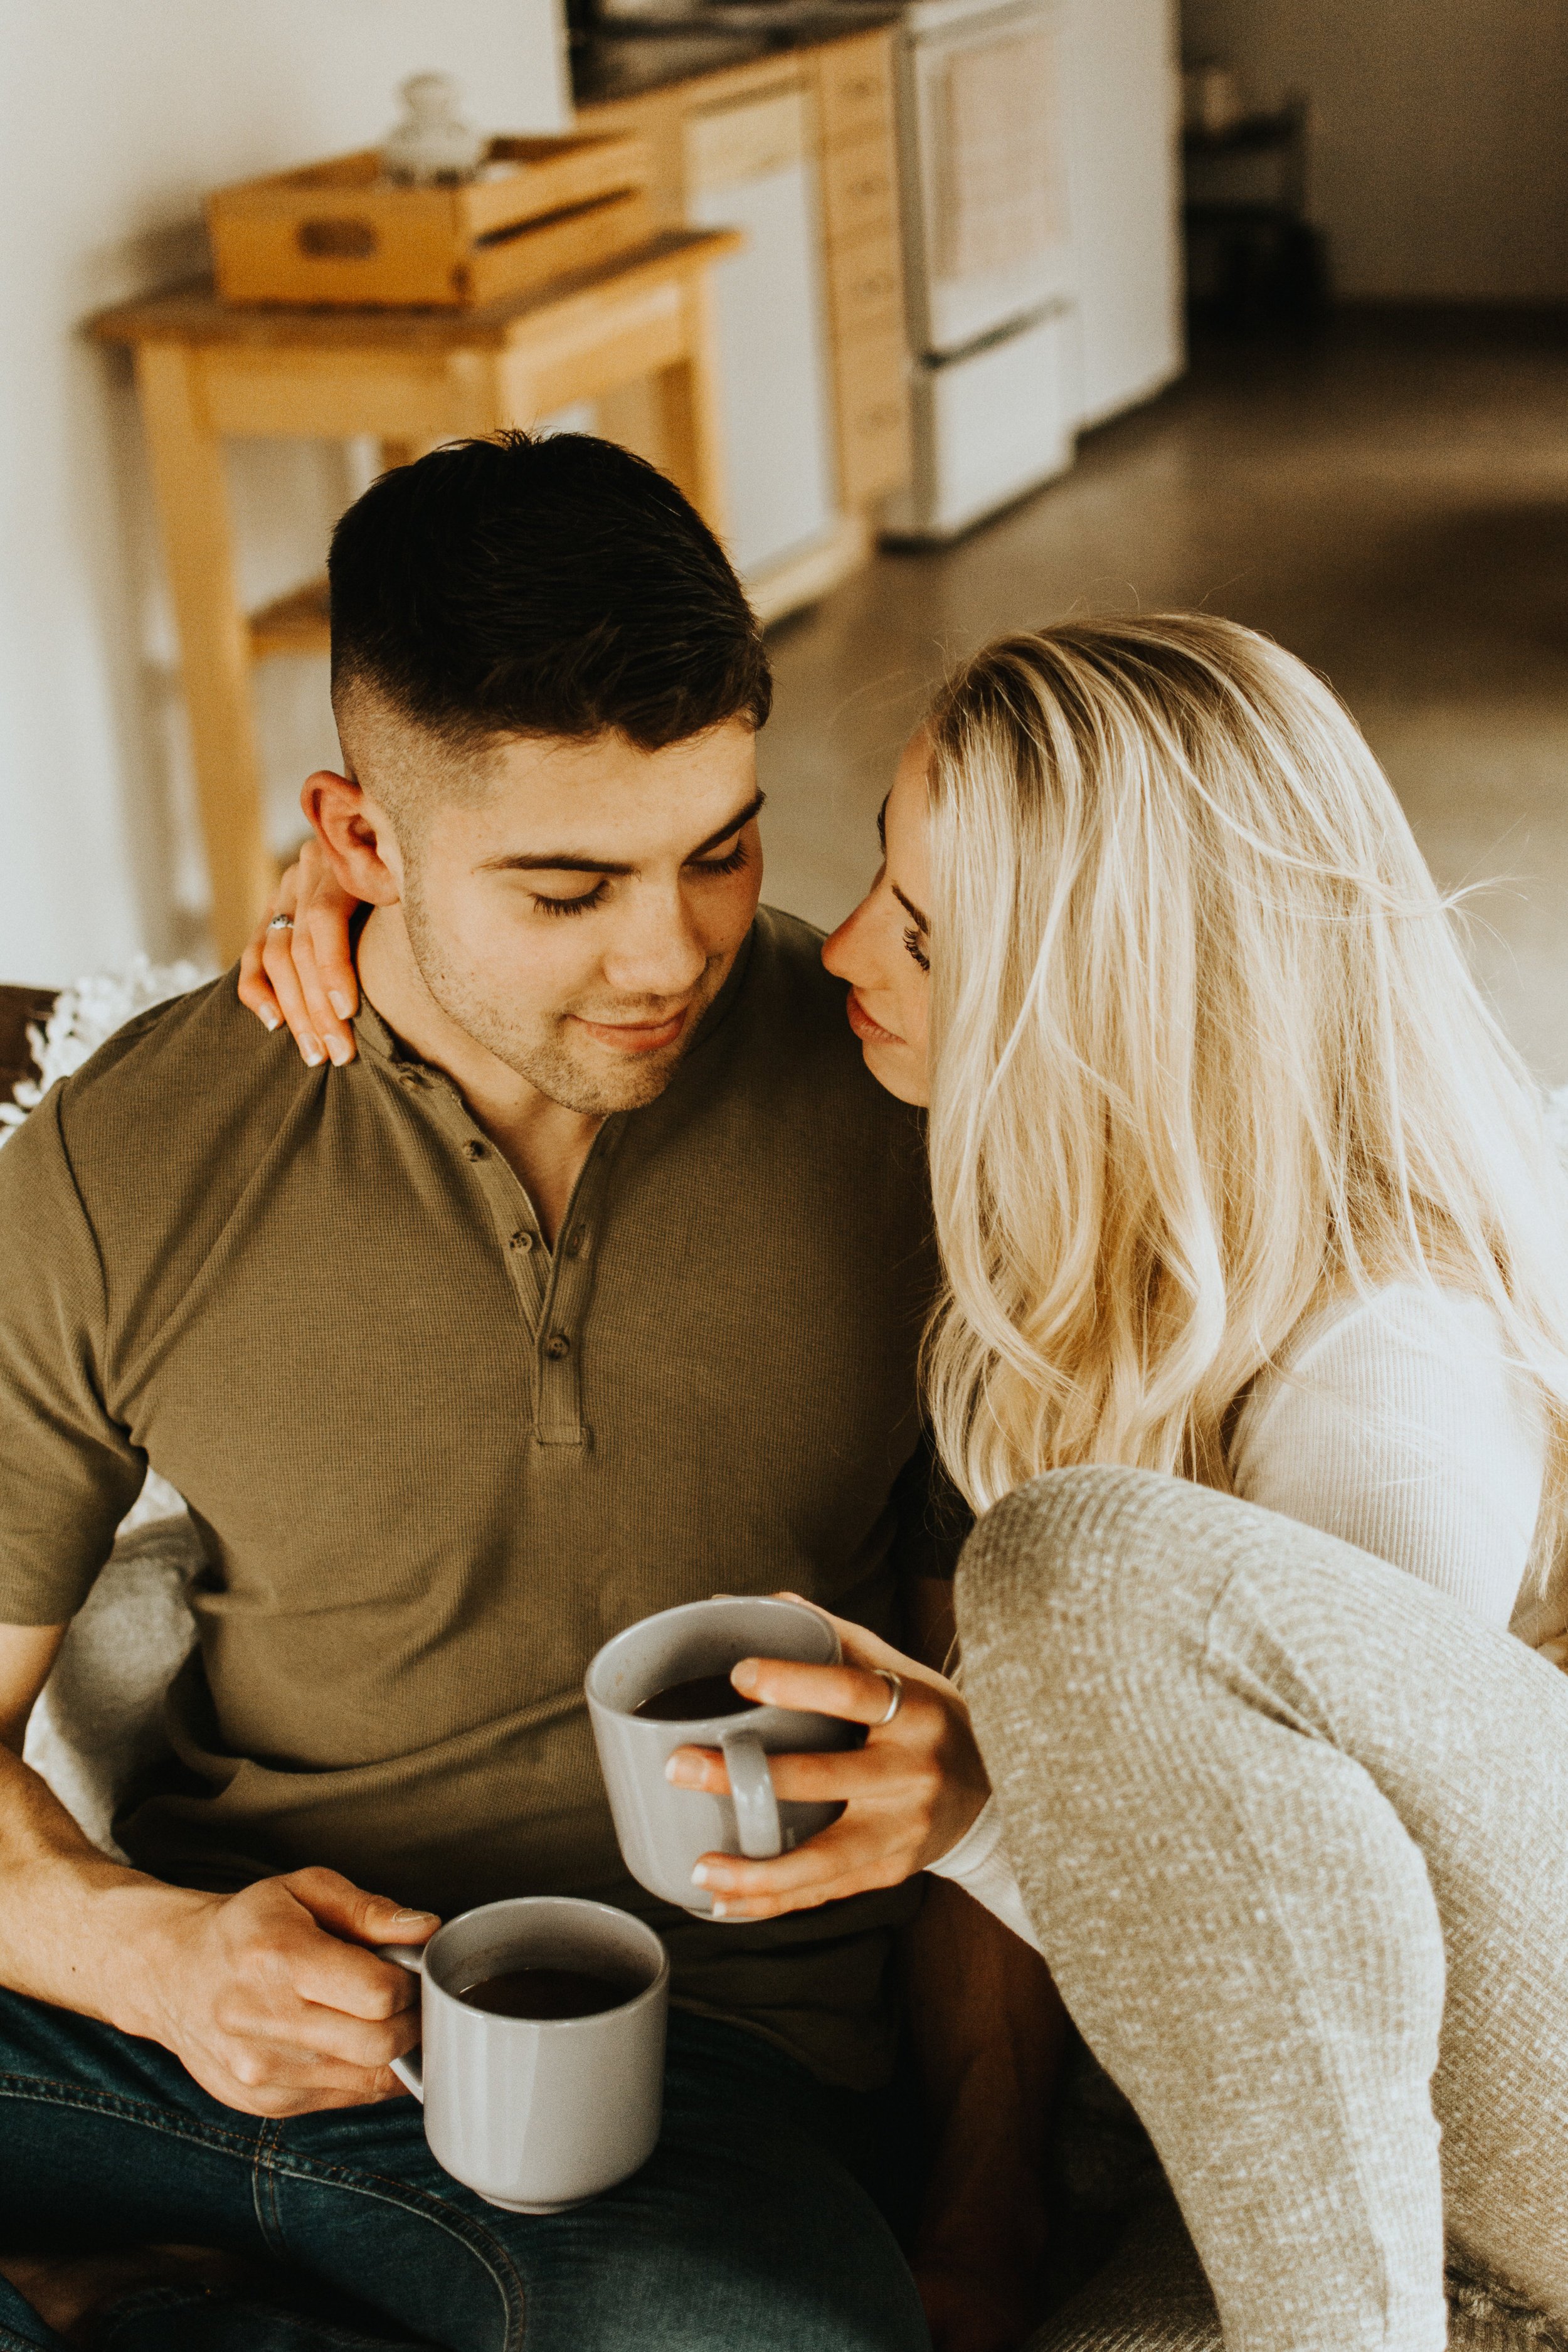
[0,909,960,2086]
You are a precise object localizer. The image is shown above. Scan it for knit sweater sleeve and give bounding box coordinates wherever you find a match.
[930,1287,1547,1953]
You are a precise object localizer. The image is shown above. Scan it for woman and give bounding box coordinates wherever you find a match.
[243,613,1568,2350]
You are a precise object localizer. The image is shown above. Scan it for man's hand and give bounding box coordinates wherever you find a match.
[663,1599,990,1919]
[132,1868,436,2116]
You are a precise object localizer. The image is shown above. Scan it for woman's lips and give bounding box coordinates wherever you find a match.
[571,1008,689,1054]
[845,990,904,1047]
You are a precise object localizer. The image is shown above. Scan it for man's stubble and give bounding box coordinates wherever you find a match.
[398,879,731,1118]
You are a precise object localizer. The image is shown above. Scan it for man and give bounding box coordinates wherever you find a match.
[0,435,1049,2351]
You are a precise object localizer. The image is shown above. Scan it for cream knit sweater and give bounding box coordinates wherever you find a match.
[932,1285,1553,1947]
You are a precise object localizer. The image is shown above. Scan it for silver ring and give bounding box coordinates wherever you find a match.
[871,1669,903,1727]
[267,914,295,931]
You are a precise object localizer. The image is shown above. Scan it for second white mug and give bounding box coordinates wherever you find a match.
[585,1596,861,1915]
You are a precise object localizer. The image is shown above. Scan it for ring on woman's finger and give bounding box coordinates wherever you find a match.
[871,1669,903,1727]
[267,914,295,931]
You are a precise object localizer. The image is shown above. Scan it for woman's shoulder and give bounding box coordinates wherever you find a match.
[1234,1283,1527,1466]
[1229,1282,1547,1625]
[1268,1283,1507,1380]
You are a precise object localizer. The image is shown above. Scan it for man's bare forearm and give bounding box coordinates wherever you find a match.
[0,1742,203,2034]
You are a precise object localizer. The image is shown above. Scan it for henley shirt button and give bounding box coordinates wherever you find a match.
[463,1139,487,1160]
[509,1230,535,1253]
[545,1333,571,1359]
[565,1229,586,1257]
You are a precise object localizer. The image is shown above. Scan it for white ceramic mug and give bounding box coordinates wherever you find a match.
[376,1895,668,2212]
[585,1596,861,1915]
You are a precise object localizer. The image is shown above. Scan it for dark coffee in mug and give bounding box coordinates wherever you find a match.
[457,1965,640,2021]
[631,1672,761,1724]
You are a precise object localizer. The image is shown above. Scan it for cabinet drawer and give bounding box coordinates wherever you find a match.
[828,226,906,344]
[821,129,899,244]
[835,330,911,506]
[685,85,808,193]
[817,36,896,152]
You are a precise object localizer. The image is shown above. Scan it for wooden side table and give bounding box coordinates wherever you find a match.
[90,228,738,965]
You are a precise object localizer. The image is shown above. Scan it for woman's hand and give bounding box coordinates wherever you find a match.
[236,839,363,1067]
[665,1598,991,1920]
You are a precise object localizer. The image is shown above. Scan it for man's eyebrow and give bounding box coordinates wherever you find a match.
[689,788,766,859]
[477,790,766,877]
[892,883,930,933]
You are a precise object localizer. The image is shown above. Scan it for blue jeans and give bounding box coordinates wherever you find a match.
[0,1993,930,2351]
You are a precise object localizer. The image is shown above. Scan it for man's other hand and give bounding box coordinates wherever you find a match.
[137,1868,437,2116]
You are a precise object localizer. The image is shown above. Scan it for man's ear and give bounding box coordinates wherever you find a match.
[300,772,404,904]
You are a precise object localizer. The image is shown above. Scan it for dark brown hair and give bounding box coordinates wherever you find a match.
[329,432,771,752]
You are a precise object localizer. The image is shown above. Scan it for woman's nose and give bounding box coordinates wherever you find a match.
[822,894,872,982]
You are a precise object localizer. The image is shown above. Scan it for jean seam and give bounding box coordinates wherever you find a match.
[0,2077,525,2349]
[253,2120,287,2258]
[0,2070,263,2161]
[258,2149,527,2352]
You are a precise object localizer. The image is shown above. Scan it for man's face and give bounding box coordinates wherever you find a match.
[358,718,764,1115]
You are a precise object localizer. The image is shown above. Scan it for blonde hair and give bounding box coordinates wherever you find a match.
[922,612,1568,1578]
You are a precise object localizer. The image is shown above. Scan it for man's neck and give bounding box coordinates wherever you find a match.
[356,906,602,1246]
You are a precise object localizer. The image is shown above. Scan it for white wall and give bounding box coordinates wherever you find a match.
[1180,0,1568,302]
[1,1,569,986]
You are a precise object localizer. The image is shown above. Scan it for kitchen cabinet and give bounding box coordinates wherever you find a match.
[578,28,911,621]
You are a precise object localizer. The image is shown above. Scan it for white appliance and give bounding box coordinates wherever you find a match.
[882,0,1081,541]
[686,87,841,580]
[1066,0,1184,426]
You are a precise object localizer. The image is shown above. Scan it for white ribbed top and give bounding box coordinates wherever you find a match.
[932,1286,1553,1951]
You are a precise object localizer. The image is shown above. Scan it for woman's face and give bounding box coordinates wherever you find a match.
[822,731,932,1106]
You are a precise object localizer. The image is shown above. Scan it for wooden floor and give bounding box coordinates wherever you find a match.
[758,311,1568,1084]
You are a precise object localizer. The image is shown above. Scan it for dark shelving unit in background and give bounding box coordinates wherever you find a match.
[1183,97,1328,328]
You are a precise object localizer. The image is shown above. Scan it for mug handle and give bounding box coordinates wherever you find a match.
[371,1944,426,2100]
[721,1727,782,1858]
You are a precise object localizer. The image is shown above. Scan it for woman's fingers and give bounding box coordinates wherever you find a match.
[294,852,361,1059]
[260,919,328,1067]
[729,1653,931,1724]
[662,1630,992,1917]
[247,842,363,1067]
[768,1595,955,1692]
[288,921,354,1067]
[236,866,303,1032]
[692,1821,922,1919]
[667,1738,926,1806]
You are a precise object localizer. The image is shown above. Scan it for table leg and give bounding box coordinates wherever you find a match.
[654,271,730,543]
[135,342,274,967]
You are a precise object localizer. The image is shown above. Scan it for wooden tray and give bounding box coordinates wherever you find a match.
[207,134,652,309]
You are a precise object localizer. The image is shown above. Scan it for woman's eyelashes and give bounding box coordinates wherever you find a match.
[903,924,931,973]
[530,839,750,918]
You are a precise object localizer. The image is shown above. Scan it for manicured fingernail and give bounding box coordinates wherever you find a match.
[691,1863,713,1887]
[300,1035,325,1067]
[326,1034,352,1066]
[710,1900,729,1919]
[731,1659,760,1694]
[391,1909,438,1924]
[329,992,354,1020]
[259,1007,281,1032]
